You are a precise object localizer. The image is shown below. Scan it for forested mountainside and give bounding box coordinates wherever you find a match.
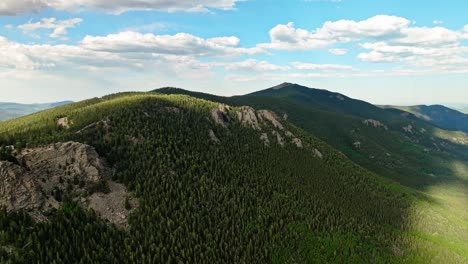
[380,105,468,133]
[0,92,467,263]
[156,84,468,189]
[0,101,73,121]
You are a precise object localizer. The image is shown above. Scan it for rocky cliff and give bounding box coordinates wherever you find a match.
[0,142,136,226]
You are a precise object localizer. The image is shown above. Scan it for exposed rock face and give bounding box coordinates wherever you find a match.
[272,131,285,146]
[76,118,110,134]
[84,181,138,229]
[0,142,134,224]
[209,129,220,143]
[237,106,260,130]
[292,138,303,148]
[57,117,70,129]
[363,119,388,130]
[257,110,284,130]
[163,106,181,113]
[211,104,230,128]
[313,149,323,159]
[260,133,270,146]
[0,161,44,212]
[403,124,413,133]
[19,142,111,186]
[210,105,312,150]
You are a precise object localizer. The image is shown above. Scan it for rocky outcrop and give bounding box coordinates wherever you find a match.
[0,142,136,226]
[209,129,220,143]
[83,181,138,229]
[403,124,413,133]
[0,161,44,213]
[272,131,285,146]
[313,149,323,159]
[363,119,388,130]
[163,106,181,113]
[57,117,70,129]
[257,110,284,130]
[209,105,311,150]
[211,104,231,128]
[292,138,303,148]
[260,133,270,146]
[76,118,110,134]
[237,106,260,130]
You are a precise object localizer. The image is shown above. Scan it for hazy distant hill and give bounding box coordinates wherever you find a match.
[0,101,73,121]
[382,105,468,132]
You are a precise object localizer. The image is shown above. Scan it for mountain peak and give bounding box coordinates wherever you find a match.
[270,82,296,90]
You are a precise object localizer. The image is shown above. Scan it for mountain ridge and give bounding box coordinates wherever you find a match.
[381,104,468,132]
[156,83,468,188]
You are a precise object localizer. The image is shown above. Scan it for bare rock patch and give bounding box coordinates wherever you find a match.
[84,181,138,229]
[211,104,231,128]
[260,133,270,146]
[209,129,220,143]
[57,117,70,129]
[0,141,135,227]
[257,110,284,130]
[363,119,388,130]
[237,106,260,130]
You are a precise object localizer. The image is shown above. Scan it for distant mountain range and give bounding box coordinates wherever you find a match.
[0,101,73,121]
[381,104,468,133]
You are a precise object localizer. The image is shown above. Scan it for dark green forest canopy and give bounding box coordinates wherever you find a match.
[0,92,466,263]
[156,84,468,190]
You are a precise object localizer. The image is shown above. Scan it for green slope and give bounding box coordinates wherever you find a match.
[381,105,468,133]
[0,92,466,263]
[156,84,468,189]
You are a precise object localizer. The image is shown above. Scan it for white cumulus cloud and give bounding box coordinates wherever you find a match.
[18,17,82,40]
[292,62,354,71]
[0,0,240,16]
[328,48,348,55]
[224,59,290,72]
[80,31,264,57]
[259,15,410,50]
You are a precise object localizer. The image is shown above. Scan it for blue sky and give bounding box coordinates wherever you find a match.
[0,0,467,105]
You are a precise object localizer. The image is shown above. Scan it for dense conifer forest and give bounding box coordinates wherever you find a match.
[0,93,466,263]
